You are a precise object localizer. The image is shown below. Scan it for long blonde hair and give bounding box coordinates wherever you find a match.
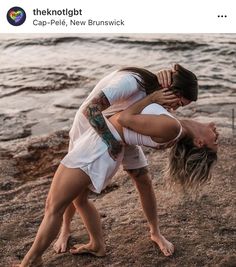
[166,136,217,192]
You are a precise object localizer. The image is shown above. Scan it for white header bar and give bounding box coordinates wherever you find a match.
[0,0,235,33]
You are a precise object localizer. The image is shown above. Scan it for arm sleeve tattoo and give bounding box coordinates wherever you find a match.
[82,91,122,156]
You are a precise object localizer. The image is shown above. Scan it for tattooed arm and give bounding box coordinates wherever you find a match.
[82,91,123,160]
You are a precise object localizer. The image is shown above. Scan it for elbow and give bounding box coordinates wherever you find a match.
[81,105,89,117]
[117,113,130,127]
[81,104,86,112]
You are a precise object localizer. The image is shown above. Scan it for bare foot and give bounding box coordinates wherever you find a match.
[70,243,105,257]
[151,233,174,256]
[53,231,70,253]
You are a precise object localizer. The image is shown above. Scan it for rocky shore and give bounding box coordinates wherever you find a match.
[1,33,236,266]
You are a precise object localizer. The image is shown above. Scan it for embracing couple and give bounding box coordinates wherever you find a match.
[15,64,218,267]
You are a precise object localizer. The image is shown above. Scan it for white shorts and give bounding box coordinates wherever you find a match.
[122,145,148,170]
[61,120,147,193]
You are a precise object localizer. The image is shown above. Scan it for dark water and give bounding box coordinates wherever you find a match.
[0,34,236,142]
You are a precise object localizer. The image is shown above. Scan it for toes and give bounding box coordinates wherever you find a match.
[161,248,170,256]
[70,244,86,254]
[53,242,67,254]
[70,247,80,254]
[166,251,171,256]
[61,244,67,253]
[167,248,172,256]
[69,245,105,257]
[53,244,60,254]
[161,246,174,257]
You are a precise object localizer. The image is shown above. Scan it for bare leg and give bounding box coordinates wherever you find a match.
[53,140,78,254]
[18,164,92,267]
[53,203,75,253]
[69,189,105,257]
[53,191,105,255]
[127,167,174,256]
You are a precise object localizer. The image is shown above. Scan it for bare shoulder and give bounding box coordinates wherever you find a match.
[151,115,181,143]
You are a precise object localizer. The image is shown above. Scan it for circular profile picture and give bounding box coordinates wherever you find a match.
[7,6,26,26]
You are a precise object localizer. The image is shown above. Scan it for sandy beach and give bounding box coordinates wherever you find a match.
[0,131,236,266]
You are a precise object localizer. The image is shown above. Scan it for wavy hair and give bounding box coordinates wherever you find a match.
[166,136,217,192]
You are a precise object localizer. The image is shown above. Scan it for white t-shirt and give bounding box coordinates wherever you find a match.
[61,70,148,188]
[69,70,146,149]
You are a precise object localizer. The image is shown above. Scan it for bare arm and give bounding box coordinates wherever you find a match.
[118,92,180,142]
[82,91,123,160]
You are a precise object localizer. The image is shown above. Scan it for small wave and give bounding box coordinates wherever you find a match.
[2,36,208,51]
[217,49,236,56]
[0,80,83,98]
[218,40,236,46]
[2,36,92,49]
[0,67,91,98]
[107,37,208,50]
[201,48,218,53]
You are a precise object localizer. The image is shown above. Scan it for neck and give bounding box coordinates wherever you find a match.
[179,119,201,139]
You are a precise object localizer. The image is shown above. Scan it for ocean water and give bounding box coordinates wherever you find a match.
[0,33,235,141]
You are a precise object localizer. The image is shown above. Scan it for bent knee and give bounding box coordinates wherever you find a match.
[136,175,153,188]
[45,199,68,217]
[126,167,152,186]
[73,190,89,207]
[126,167,149,179]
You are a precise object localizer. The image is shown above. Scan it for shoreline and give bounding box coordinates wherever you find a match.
[1,96,236,144]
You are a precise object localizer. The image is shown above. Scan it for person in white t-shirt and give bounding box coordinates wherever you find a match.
[52,64,199,257]
[16,91,218,267]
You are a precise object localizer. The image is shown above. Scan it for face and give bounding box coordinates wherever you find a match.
[170,96,192,110]
[179,96,191,107]
[197,122,219,152]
